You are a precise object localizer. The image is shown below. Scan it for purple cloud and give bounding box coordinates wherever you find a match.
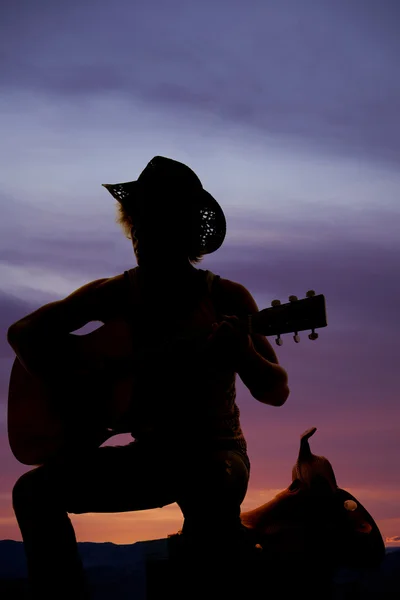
[1,0,399,163]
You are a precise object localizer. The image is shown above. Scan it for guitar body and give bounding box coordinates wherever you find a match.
[7,319,136,465]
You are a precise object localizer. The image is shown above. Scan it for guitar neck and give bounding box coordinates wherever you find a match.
[245,292,327,342]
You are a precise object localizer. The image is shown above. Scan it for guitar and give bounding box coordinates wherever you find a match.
[7,290,327,466]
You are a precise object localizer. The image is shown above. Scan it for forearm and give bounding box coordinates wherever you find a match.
[238,340,289,406]
[8,300,75,339]
[7,300,88,374]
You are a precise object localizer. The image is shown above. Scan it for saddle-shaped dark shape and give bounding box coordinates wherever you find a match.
[240,427,386,569]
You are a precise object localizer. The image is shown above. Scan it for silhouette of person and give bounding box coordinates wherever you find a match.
[9,156,289,599]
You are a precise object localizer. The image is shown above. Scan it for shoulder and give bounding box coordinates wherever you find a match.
[213,276,259,317]
[95,273,129,309]
[73,273,127,298]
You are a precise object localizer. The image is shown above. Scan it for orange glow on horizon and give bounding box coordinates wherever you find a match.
[1,487,399,546]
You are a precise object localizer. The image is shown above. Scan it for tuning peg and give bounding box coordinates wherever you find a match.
[306,290,316,298]
[271,299,281,307]
[293,333,300,343]
[308,329,319,341]
[289,295,298,302]
[275,334,283,346]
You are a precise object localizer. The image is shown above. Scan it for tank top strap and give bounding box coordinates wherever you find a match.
[203,269,222,321]
[203,269,218,292]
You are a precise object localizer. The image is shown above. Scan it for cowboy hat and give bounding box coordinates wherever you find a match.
[102,156,226,255]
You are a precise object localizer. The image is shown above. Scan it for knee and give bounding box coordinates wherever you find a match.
[210,452,249,497]
[178,451,249,511]
[12,467,46,514]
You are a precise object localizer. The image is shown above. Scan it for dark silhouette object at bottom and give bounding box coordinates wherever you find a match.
[146,427,385,599]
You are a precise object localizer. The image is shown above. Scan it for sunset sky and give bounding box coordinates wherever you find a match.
[1,0,399,546]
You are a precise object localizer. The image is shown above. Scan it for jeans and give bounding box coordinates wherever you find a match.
[12,441,250,599]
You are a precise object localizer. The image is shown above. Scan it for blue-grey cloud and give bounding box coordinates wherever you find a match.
[1,0,399,163]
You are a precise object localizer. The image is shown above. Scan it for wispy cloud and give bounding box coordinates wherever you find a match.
[1,0,399,162]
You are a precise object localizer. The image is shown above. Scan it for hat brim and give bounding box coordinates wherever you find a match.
[101,181,140,206]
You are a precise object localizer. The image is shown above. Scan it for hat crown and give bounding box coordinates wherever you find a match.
[137,156,203,193]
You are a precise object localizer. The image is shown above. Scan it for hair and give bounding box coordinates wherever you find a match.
[115,201,204,264]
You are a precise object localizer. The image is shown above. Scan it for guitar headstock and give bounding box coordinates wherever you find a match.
[252,290,327,345]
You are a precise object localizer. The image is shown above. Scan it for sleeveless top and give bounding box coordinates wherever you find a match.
[122,266,248,458]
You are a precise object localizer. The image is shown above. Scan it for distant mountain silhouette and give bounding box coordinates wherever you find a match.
[0,538,167,600]
[0,540,399,599]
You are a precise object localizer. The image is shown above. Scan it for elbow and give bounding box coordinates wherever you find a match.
[7,324,40,375]
[270,383,290,407]
[7,323,23,348]
[254,384,290,407]
[7,322,31,354]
